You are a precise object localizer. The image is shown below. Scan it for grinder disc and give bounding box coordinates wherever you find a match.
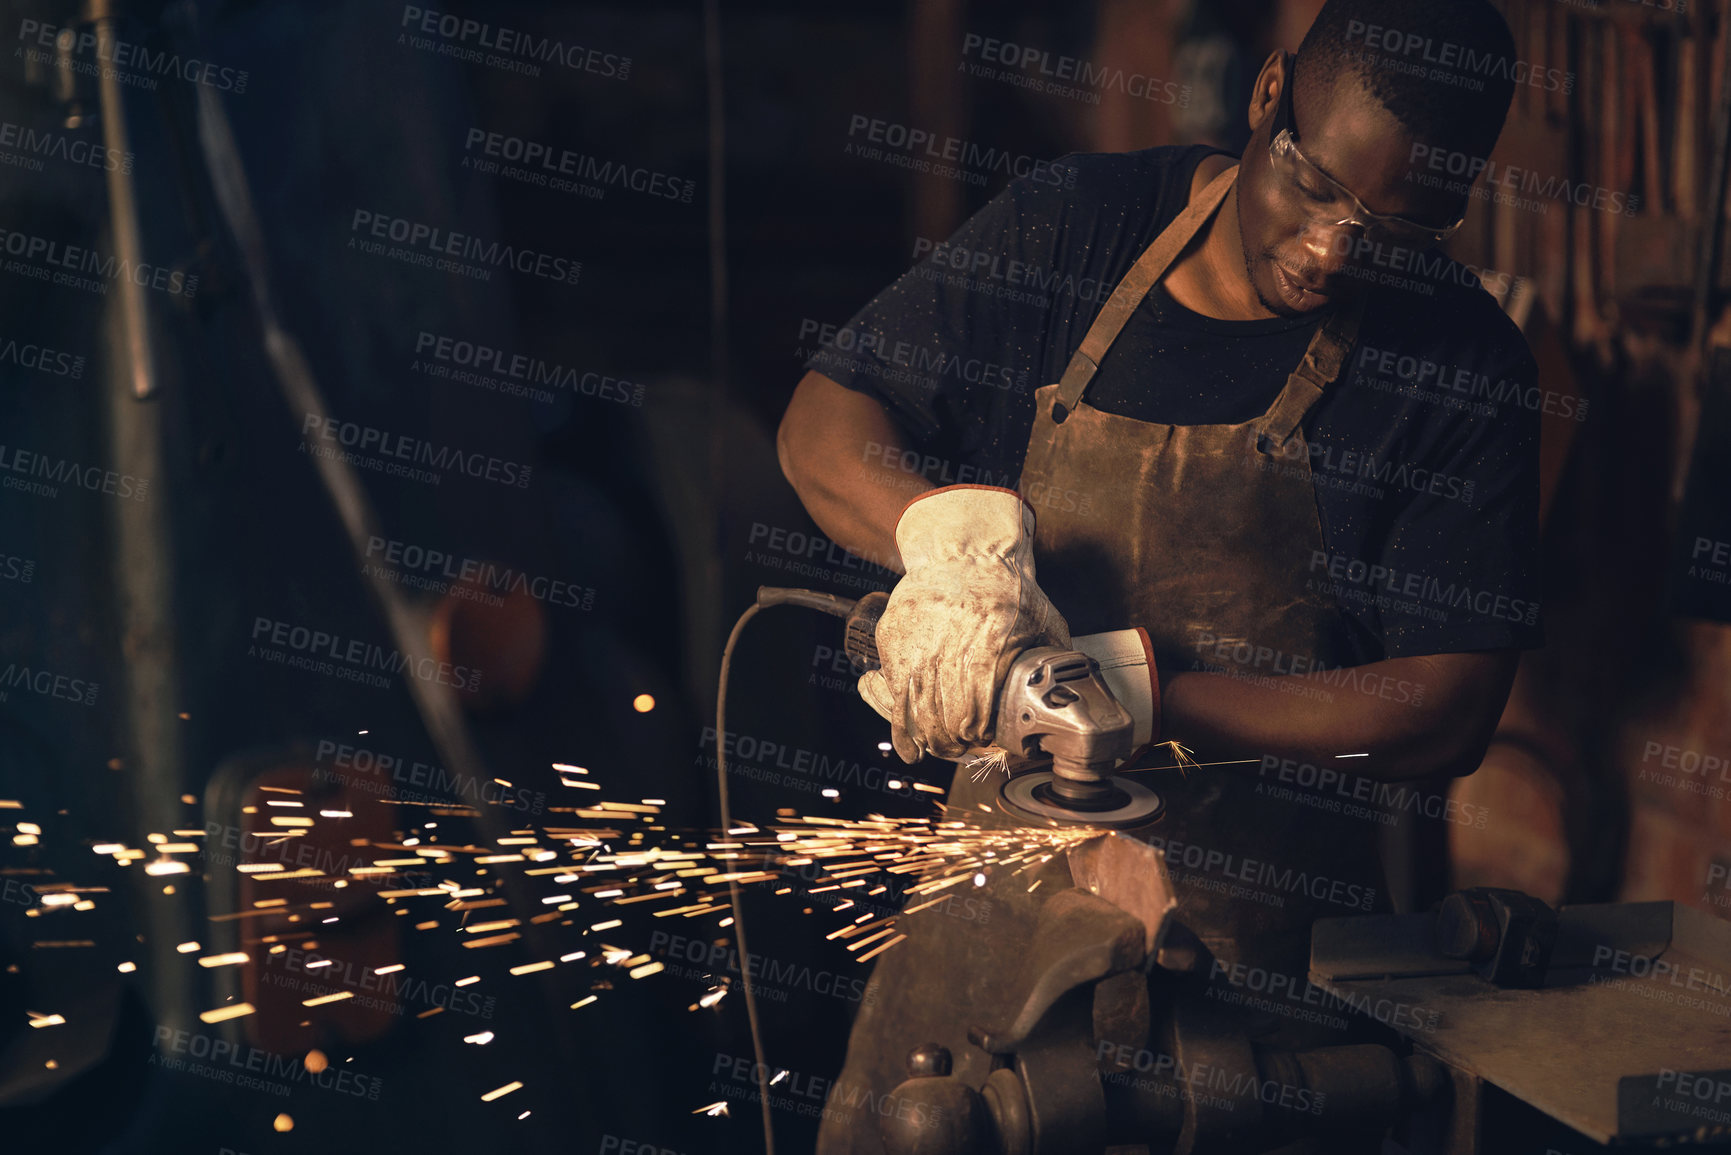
[998,771,1162,829]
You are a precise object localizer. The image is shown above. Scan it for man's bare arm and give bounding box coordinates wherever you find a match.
[1161,649,1519,783]
[776,371,934,573]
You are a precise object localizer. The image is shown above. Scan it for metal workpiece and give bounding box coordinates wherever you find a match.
[1066,833,1179,959]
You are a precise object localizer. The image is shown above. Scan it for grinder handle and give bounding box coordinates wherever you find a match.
[843,591,891,672]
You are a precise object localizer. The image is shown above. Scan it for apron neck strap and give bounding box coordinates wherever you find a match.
[1253,292,1366,447]
[1052,164,1238,418]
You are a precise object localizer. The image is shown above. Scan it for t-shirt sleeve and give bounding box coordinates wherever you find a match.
[802,168,1066,462]
[1371,335,1545,657]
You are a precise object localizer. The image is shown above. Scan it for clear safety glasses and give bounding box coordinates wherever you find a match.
[1267,53,1464,248]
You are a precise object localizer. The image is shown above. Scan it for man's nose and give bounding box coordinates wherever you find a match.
[1300,223,1357,277]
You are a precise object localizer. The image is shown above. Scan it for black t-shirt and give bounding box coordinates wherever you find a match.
[805,144,1543,660]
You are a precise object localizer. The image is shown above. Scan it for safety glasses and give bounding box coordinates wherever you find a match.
[1266,53,1464,248]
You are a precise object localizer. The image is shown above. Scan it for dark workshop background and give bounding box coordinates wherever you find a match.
[0,0,1724,1152]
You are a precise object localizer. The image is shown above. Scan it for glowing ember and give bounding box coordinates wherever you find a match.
[198,1004,255,1024]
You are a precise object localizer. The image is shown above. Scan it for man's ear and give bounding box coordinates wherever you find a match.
[1247,50,1288,136]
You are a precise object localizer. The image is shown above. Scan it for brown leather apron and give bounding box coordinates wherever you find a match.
[817,166,1387,1155]
[1014,164,1385,980]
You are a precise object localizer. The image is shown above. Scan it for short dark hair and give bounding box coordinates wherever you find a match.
[1294,0,1519,159]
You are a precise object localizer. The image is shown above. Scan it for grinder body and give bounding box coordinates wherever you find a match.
[843,591,1160,827]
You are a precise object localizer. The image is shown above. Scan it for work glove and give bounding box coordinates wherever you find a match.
[858,485,1070,763]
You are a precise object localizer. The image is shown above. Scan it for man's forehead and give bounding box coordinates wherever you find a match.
[1294,72,1410,168]
[1291,71,1457,219]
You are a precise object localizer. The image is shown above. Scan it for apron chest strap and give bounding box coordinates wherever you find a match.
[1253,294,1365,447]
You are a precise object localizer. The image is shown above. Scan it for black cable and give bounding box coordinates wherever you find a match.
[717,602,774,1155]
[717,588,858,1155]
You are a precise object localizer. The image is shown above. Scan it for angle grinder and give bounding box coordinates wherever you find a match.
[842,590,1162,828]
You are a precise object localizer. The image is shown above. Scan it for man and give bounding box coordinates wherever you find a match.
[779,0,1541,1149]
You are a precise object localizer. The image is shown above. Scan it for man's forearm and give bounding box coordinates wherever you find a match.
[777,370,934,572]
[1159,650,1519,783]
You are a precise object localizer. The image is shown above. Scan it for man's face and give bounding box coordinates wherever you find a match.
[1236,53,1466,316]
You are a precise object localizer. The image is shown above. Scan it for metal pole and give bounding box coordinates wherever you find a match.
[88,0,197,1033]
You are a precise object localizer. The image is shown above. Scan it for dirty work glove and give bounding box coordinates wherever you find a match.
[858,485,1070,763]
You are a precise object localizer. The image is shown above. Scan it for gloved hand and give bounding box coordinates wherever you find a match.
[858,485,1070,763]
